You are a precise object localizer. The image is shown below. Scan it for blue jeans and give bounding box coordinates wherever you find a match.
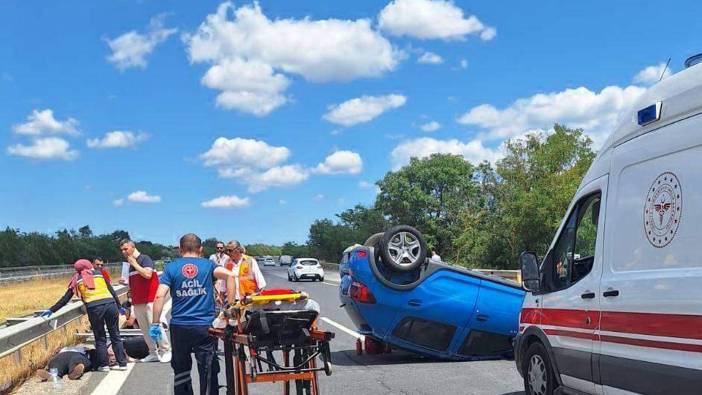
[170,325,220,395]
[87,302,127,367]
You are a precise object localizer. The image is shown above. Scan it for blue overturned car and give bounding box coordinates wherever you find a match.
[339,225,525,360]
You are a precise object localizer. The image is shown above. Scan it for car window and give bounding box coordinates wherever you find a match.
[543,193,600,292]
[300,260,318,265]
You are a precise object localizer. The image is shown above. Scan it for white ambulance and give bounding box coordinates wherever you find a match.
[515,54,702,395]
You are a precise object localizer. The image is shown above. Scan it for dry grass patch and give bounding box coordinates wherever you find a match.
[0,268,120,325]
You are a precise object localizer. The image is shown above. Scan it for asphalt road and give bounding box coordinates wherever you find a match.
[89,265,525,395]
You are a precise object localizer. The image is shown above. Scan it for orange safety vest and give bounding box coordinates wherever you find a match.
[238,255,258,298]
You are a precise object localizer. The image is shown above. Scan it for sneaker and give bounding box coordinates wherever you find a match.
[111,365,128,371]
[97,366,111,372]
[139,353,160,363]
[36,369,51,382]
[68,363,85,380]
[159,351,172,363]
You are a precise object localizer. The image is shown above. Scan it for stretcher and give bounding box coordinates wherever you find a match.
[210,290,335,395]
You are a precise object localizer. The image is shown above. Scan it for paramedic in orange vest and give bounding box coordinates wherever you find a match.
[224,240,267,304]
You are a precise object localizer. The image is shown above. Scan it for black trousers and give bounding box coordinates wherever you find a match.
[170,325,220,395]
[87,302,127,367]
[48,351,92,377]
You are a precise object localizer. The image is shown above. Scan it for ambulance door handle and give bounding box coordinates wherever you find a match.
[603,289,620,298]
[580,291,595,299]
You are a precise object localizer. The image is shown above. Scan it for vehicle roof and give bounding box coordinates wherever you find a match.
[343,244,363,254]
[580,61,702,187]
[295,257,318,261]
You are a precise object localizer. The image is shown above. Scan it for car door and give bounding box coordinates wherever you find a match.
[599,114,702,395]
[539,176,607,394]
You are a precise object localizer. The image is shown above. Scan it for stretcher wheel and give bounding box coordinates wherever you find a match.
[355,338,363,355]
[323,360,332,376]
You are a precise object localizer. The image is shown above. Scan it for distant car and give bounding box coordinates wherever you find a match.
[279,255,293,266]
[339,225,525,360]
[288,258,324,282]
[262,256,276,266]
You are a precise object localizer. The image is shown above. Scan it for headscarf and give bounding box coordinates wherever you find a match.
[69,259,95,290]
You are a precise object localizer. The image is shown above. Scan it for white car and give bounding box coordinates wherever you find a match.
[288,258,324,282]
[515,54,702,395]
[262,256,276,266]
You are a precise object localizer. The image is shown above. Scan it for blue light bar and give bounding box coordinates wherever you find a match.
[637,102,662,126]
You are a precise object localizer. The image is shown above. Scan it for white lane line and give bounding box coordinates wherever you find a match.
[320,317,365,341]
[89,363,135,395]
[322,281,340,286]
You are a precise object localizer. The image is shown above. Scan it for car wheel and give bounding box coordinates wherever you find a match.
[364,232,384,247]
[287,273,292,281]
[320,276,324,282]
[523,342,556,395]
[380,225,427,272]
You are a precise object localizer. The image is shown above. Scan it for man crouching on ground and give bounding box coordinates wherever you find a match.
[151,233,236,395]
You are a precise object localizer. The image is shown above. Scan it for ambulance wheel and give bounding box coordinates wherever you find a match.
[355,339,363,355]
[380,225,427,272]
[523,342,556,395]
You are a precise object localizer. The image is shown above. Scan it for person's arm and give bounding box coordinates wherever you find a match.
[213,267,237,304]
[105,281,122,309]
[102,268,112,284]
[128,255,153,279]
[151,284,170,325]
[48,288,75,313]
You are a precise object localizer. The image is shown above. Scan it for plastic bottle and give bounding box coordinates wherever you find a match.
[49,367,64,392]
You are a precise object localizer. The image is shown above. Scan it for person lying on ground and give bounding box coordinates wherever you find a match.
[36,346,95,381]
[40,259,128,372]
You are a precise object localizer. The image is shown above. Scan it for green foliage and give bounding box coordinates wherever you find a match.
[455,124,595,268]
[280,242,311,258]
[376,153,479,257]
[0,226,177,267]
[245,243,282,257]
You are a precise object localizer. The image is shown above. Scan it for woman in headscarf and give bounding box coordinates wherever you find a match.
[41,259,128,373]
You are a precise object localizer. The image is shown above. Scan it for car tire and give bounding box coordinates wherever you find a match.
[364,232,384,247]
[287,273,292,281]
[320,276,324,282]
[380,225,427,272]
[523,342,557,395]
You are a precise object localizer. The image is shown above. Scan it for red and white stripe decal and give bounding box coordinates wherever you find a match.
[520,308,702,353]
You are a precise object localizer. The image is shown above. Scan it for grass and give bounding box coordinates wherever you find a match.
[0,268,121,325]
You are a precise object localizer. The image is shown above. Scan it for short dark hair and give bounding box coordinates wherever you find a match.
[93,257,104,262]
[180,233,202,253]
[119,238,134,247]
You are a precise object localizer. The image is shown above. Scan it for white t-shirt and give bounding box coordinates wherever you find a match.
[209,253,230,292]
[231,256,267,300]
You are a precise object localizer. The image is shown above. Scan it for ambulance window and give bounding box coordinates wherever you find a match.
[544,193,600,292]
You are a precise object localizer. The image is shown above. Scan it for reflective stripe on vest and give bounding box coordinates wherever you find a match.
[238,255,258,298]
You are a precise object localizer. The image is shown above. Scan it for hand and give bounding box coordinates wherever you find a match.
[127,256,138,266]
[149,324,162,343]
[40,310,52,318]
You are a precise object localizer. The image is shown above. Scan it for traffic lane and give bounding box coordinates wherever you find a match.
[262,266,525,395]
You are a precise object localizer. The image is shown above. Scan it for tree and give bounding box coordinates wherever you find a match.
[78,225,93,238]
[307,219,357,262]
[455,124,595,268]
[375,153,479,258]
[281,242,310,258]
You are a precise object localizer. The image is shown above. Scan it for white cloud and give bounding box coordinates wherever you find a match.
[12,109,78,136]
[106,15,177,71]
[184,2,401,115]
[86,131,148,149]
[417,51,443,65]
[358,180,374,189]
[378,0,496,41]
[7,137,78,161]
[313,150,363,174]
[460,59,468,69]
[127,190,161,203]
[247,165,310,193]
[201,137,290,169]
[278,199,287,205]
[314,194,325,201]
[113,198,125,207]
[390,137,502,170]
[633,62,672,85]
[457,85,647,148]
[201,58,290,116]
[420,121,441,132]
[324,94,406,126]
[201,195,250,208]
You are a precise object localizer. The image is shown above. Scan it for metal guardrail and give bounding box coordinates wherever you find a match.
[0,284,128,358]
[0,262,122,284]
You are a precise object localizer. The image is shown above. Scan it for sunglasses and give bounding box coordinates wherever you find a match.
[226,248,240,253]
[216,247,224,250]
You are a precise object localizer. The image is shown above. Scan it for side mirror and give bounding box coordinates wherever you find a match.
[519,251,540,292]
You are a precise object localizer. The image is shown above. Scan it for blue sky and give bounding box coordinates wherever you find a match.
[1,0,701,246]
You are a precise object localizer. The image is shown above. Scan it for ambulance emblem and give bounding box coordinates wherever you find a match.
[182,263,199,279]
[644,172,681,248]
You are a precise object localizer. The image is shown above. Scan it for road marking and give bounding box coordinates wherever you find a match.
[322,281,340,286]
[320,317,365,341]
[89,363,135,395]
